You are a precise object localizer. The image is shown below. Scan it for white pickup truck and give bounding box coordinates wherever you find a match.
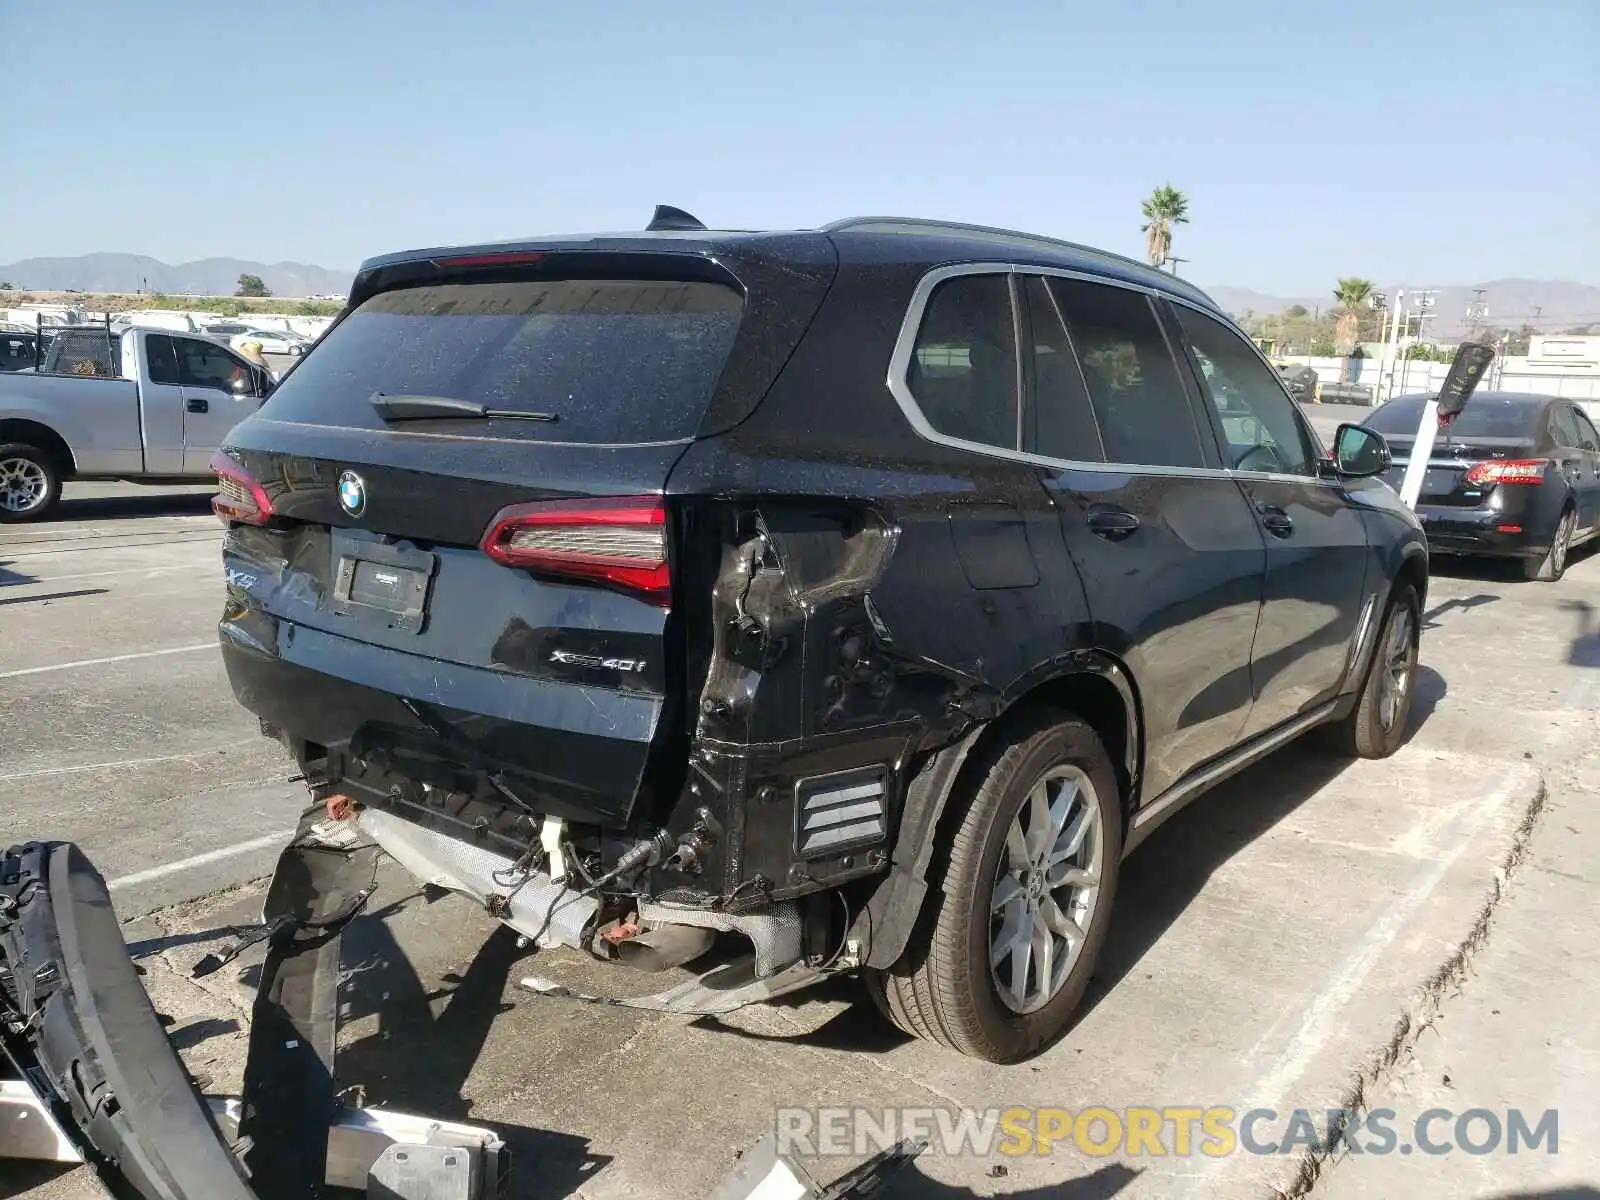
[0,325,275,522]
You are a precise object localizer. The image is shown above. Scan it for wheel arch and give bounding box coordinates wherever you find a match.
[0,419,78,479]
[856,651,1143,968]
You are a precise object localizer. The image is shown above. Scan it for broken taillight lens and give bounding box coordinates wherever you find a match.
[480,496,670,605]
[210,451,274,526]
[1463,459,1548,486]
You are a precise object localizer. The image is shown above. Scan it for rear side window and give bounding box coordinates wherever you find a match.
[1571,407,1600,451]
[259,279,743,444]
[907,274,1019,450]
[1045,278,1206,469]
[146,335,181,384]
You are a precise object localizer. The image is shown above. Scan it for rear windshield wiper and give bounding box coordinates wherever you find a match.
[369,392,558,422]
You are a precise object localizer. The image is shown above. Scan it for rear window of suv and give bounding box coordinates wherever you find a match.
[257,278,743,443]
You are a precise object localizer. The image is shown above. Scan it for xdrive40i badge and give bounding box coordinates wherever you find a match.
[548,649,648,673]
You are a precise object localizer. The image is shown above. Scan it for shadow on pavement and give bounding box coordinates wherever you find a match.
[0,559,35,587]
[1484,1191,1600,1200]
[51,490,214,522]
[1562,598,1599,668]
[1422,591,1499,629]
[882,1159,1142,1198]
[335,914,610,1199]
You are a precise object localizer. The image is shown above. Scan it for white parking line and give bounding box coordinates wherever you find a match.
[0,643,216,679]
[106,831,292,892]
[0,747,239,782]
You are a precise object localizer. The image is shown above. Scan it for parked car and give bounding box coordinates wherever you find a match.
[0,326,274,520]
[212,214,1425,1062]
[229,329,308,356]
[1363,391,1600,581]
[198,321,257,338]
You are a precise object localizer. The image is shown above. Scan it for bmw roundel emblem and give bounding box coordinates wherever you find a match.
[337,471,367,517]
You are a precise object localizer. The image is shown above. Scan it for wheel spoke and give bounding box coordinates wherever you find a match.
[1026,782,1052,859]
[1038,893,1086,945]
[992,873,1024,912]
[1030,910,1055,997]
[1005,817,1030,871]
[1048,777,1080,837]
[991,900,1030,968]
[1046,862,1098,889]
[1007,912,1034,1006]
[1049,804,1091,865]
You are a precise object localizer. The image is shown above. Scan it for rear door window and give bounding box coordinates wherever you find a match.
[259,279,744,444]
[1044,278,1207,469]
[1021,275,1105,462]
[907,273,1020,450]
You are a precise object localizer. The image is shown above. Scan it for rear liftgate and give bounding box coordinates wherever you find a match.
[1,819,916,1199]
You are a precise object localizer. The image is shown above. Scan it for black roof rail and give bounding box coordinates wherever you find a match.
[822,215,1213,303]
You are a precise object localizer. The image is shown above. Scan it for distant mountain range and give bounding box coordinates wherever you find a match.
[0,254,354,298]
[1205,280,1600,338]
[2,255,1595,337]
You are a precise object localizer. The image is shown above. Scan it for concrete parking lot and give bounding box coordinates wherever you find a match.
[4,420,1597,1199]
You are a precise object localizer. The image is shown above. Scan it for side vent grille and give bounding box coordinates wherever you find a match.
[795,769,888,859]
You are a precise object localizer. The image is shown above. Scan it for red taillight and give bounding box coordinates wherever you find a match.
[210,451,274,526]
[480,496,670,605]
[1465,460,1548,489]
[1463,458,1548,487]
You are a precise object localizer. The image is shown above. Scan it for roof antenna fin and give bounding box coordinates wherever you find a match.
[646,205,706,232]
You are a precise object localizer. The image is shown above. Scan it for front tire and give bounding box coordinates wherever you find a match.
[1523,506,1576,583]
[0,443,62,523]
[864,714,1122,1062]
[1328,584,1420,759]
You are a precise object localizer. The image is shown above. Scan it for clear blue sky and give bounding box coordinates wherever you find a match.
[2,0,1595,294]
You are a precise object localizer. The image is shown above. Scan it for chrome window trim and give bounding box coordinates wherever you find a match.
[884,262,1341,488]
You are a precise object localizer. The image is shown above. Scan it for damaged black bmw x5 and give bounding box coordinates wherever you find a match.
[214,211,1427,1063]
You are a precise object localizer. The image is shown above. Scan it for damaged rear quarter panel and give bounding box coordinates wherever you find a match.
[654,257,1097,904]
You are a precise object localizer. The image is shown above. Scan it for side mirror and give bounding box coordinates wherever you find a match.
[1332,423,1391,478]
[1437,341,1495,418]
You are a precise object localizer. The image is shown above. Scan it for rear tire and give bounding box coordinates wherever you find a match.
[1327,584,1420,759]
[863,713,1122,1062]
[1523,506,1576,583]
[0,442,62,524]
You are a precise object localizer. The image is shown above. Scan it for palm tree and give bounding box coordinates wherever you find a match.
[1332,277,1374,383]
[1140,185,1190,269]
